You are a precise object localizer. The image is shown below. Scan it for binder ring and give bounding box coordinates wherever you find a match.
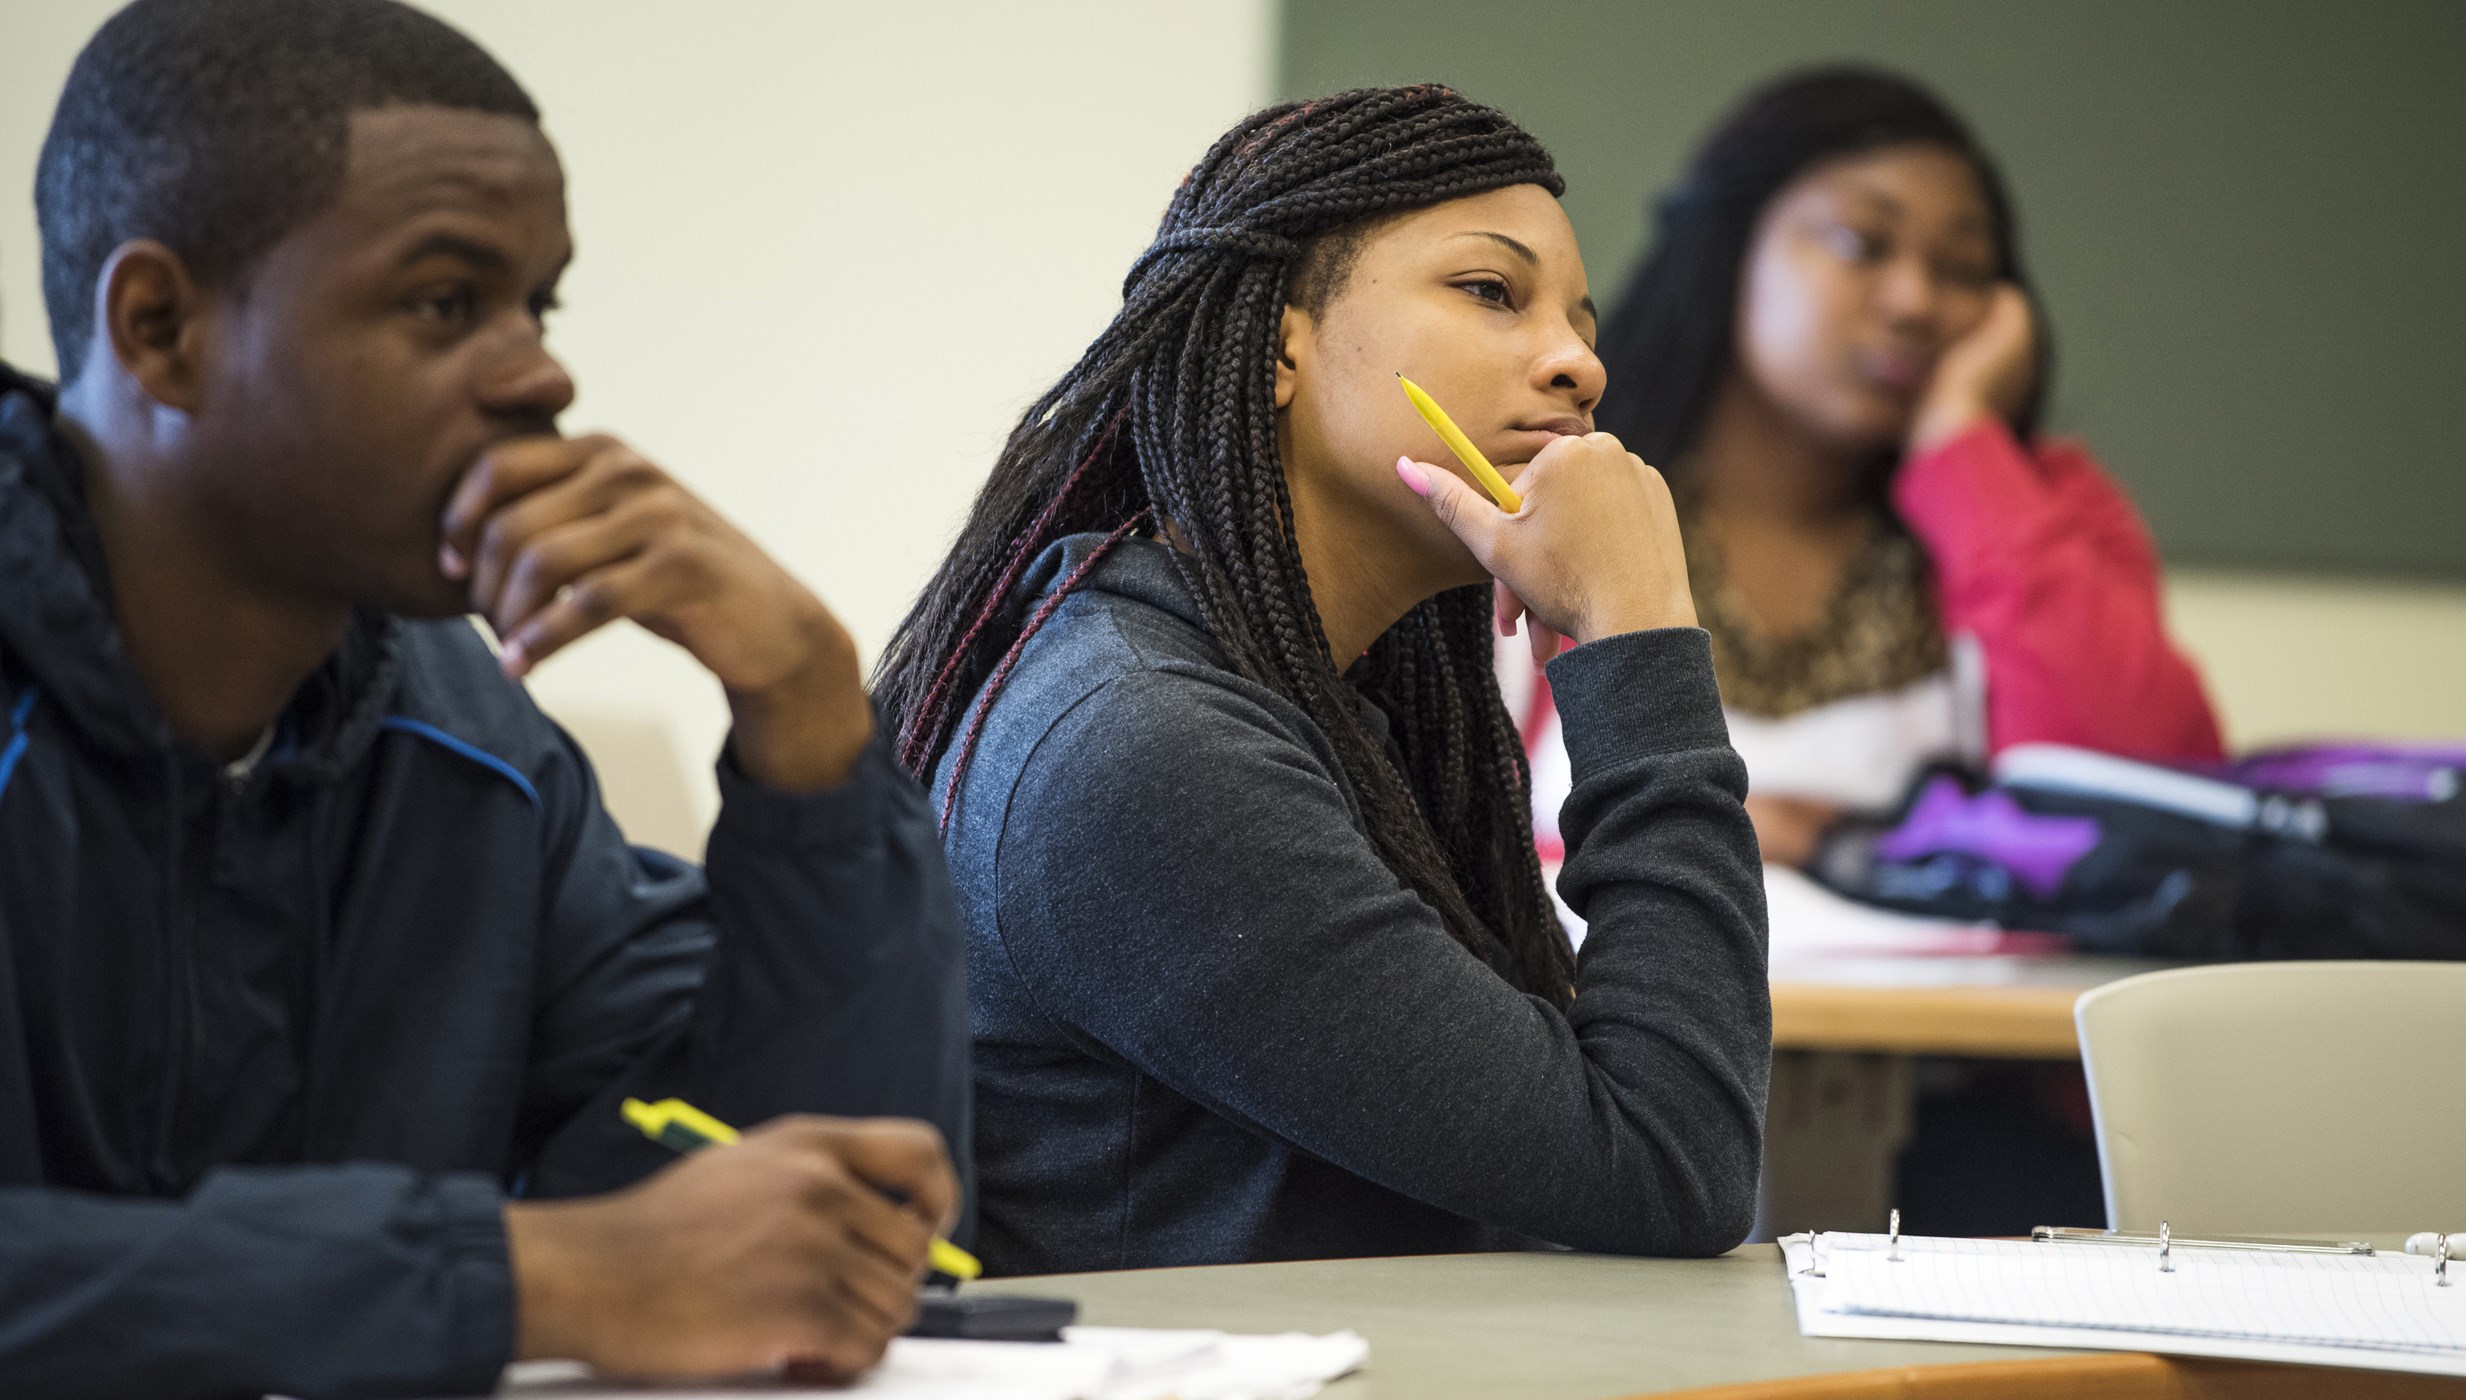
[2159,1221,2174,1274]
[1889,1209,1903,1262]
[2439,1233,2451,1288]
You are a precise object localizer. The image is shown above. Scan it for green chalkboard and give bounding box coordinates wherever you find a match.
[1279,0,2466,577]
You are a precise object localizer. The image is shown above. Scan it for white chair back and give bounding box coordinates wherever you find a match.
[2075,961,2466,1237]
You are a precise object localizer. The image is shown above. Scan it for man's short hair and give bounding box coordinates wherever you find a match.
[36,0,539,381]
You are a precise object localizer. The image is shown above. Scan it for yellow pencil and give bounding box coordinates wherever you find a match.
[1396,374,1522,512]
[621,1096,982,1282]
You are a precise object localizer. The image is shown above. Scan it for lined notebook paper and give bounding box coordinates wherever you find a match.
[1783,1233,2466,1378]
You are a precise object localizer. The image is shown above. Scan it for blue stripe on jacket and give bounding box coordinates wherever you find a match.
[378,715,542,810]
[0,686,41,805]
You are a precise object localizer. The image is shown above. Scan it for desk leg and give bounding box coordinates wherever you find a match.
[1751,1050,1912,1241]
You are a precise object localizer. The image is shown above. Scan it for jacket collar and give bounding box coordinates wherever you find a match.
[0,363,402,779]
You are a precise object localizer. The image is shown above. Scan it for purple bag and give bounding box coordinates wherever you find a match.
[1813,742,2466,961]
[2226,743,2466,802]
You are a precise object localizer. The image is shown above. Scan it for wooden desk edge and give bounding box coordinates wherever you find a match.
[1769,981,2082,1059]
[1624,1352,2466,1398]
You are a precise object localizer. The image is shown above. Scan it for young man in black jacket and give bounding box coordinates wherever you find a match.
[0,1,969,1394]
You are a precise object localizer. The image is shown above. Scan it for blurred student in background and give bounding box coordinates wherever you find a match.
[1502,66,2223,1235]
[1506,67,2221,873]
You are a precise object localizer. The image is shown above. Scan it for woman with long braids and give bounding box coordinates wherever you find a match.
[1511,68,2221,873]
[876,86,1768,1274]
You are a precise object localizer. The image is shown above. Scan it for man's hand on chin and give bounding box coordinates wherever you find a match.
[440,436,873,791]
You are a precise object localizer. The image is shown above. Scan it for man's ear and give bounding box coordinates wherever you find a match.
[1274,302,1313,411]
[91,240,209,413]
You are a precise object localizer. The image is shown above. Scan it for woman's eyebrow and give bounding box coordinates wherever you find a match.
[1829,182,1905,220]
[1450,230,1539,267]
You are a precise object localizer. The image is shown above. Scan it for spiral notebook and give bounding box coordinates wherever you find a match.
[1781,1231,2466,1377]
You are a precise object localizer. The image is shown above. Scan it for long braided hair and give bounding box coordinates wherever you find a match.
[875,85,1578,1004]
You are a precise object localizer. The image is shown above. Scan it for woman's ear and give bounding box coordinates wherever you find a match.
[1274,303,1314,411]
[92,239,210,414]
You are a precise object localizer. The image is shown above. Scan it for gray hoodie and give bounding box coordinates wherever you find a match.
[936,532,1770,1275]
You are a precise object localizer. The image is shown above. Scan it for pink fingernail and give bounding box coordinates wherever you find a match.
[1396,458,1431,497]
[439,544,467,580]
[500,639,528,676]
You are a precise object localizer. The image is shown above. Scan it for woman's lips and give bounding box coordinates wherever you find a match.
[1493,418,1591,464]
[1862,348,1935,392]
[1520,415,1591,437]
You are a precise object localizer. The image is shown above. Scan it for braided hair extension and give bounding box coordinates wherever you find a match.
[934,508,1150,833]
[876,85,1580,1004]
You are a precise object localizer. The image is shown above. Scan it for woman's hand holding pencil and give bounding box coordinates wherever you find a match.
[1396,418,1698,653]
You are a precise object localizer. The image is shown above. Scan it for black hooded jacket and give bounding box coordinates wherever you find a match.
[0,365,970,1399]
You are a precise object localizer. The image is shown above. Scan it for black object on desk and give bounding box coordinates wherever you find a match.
[908,1289,1078,1341]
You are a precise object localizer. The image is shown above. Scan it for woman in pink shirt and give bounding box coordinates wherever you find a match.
[1508,67,2222,873]
[1501,67,2225,1237]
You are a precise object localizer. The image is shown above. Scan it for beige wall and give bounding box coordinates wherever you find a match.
[2,0,1276,852]
[2168,571,2466,752]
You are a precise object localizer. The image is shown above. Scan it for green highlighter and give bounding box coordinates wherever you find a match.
[620,1096,982,1282]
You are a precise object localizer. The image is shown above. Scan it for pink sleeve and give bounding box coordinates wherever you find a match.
[1892,419,2226,763]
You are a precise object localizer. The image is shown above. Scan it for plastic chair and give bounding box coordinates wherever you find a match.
[2074,961,2466,1237]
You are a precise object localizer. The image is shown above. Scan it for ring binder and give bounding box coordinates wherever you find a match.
[1783,1229,2466,1377]
[2029,1226,2375,1257]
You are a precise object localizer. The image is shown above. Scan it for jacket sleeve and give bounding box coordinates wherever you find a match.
[514,721,971,1209]
[1893,419,2226,763]
[991,628,1769,1256]
[0,1167,512,1400]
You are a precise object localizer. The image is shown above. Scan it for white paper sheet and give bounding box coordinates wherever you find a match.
[1762,865,2018,959]
[1781,1233,2466,1378]
[480,1325,1367,1400]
